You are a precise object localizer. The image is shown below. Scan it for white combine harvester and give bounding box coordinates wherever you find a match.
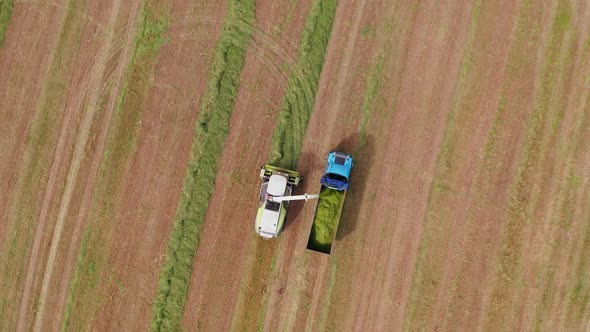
[255,165,318,238]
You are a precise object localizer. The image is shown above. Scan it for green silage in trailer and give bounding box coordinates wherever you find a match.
[307,187,345,254]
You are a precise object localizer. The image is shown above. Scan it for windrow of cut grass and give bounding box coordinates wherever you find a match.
[0,0,14,47]
[231,1,338,329]
[269,0,338,170]
[149,1,255,331]
[62,1,171,330]
[0,0,87,328]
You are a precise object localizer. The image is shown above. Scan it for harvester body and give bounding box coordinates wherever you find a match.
[307,151,353,254]
[255,165,317,238]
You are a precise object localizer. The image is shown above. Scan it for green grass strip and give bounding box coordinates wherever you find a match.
[0,0,15,47]
[307,188,344,253]
[269,0,338,169]
[149,1,255,331]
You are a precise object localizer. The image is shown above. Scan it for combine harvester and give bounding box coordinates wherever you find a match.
[306,151,353,255]
[254,151,353,254]
[255,165,318,238]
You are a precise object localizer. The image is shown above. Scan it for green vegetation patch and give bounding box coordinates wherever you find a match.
[307,188,344,254]
[0,0,15,47]
[270,0,338,169]
[150,1,255,331]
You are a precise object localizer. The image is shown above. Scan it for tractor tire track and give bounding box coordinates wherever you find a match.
[11,0,87,329]
[0,1,68,254]
[31,0,123,323]
[52,11,141,332]
[93,0,229,329]
[0,1,70,329]
[15,0,142,330]
[36,0,143,330]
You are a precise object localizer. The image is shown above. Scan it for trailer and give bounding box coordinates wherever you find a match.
[306,151,353,254]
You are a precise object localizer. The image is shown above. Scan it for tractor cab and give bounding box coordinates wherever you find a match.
[320,151,353,191]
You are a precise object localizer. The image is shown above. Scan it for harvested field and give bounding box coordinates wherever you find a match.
[1,0,590,331]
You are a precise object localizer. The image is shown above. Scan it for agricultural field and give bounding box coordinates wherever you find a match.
[1,0,590,330]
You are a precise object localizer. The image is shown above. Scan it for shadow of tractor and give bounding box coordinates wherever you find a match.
[336,133,375,240]
[281,150,321,232]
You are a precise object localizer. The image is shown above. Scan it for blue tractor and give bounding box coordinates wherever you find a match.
[320,151,353,191]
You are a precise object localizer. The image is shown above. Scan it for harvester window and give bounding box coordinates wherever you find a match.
[334,155,347,165]
[265,200,280,212]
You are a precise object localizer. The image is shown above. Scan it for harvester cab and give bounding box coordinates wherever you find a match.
[255,165,318,239]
